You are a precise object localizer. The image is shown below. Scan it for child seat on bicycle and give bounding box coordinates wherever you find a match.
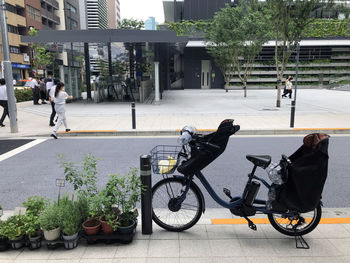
[177,119,240,175]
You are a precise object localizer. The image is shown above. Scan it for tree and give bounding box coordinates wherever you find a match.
[266,0,326,107]
[117,18,144,30]
[206,3,270,96]
[28,28,53,77]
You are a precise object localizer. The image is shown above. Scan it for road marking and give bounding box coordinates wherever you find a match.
[293,128,350,130]
[211,218,350,224]
[0,139,47,162]
[57,130,117,134]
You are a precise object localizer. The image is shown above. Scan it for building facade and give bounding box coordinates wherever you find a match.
[39,0,60,30]
[0,0,30,80]
[145,17,157,30]
[107,0,120,29]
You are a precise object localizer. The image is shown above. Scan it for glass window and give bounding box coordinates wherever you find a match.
[26,5,41,22]
[67,17,78,28]
[10,46,20,54]
[67,3,77,14]
[5,4,18,14]
[7,25,19,34]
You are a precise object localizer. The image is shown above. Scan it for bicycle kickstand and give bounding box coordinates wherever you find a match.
[243,216,257,231]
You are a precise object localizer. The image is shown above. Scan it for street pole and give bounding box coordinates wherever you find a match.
[290,43,300,128]
[0,1,18,133]
[173,0,176,22]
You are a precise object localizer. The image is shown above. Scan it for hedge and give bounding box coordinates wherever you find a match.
[15,89,33,102]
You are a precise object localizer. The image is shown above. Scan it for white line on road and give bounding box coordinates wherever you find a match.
[0,139,47,162]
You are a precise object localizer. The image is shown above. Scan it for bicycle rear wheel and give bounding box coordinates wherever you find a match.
[152,177,203,232]
[268,204,322,236]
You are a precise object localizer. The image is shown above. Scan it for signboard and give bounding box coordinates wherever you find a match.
[23,54,30,62]
[12,63,30,69]
[56,179,65,187]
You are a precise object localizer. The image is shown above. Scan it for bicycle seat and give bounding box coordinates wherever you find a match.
[246,155,271,169]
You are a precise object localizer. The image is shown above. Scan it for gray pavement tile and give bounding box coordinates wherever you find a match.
[316,224,350,238]
[209,239,244,257]
[148,239,179,258]
[180,258,213,263]
[45,260,80,263]
[0,260,13,263]
[114,240,149,258]
[81,244,117,259]
[80,259,113,263]
[212,257,247,263]
[179,240,211,258]
[148,258,179,263]
[328,239,350,256]
[269,238,311,257]
[112,259,146,263]
[179,225,208,240]
[307,239,344,257]
[150,226,179,240]
[48,245,87,260]
[238,238,277,257]
[344,224,350,232]
[233,225,266,239]
[15,249,52,260]
[206,225,236,240]
[0,250,22,260]
[134,225,151,240]
[313,256,350,263]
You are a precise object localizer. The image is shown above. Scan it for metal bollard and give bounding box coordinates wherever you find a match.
[140,154,152,234]
[132,102,136,129]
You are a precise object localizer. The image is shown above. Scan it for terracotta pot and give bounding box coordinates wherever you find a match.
[100,219,114,235]
[82,219,101,235]
[43,227,60,241]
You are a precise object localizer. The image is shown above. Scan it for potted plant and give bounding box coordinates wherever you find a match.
[109,168,143,235]
[39,203,60,241]
[98,191,120,235]
[0,204,2,217]
[58,197,81,249]
[82,194,102,235]
[1,215,25,249]
[0,220,9,251]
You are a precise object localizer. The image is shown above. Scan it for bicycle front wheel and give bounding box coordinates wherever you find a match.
[152,177,203,232]
[268,204,322,236]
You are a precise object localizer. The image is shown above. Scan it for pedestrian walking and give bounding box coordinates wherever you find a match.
[49,78,60,127]
[45,75,54,100]
[39,77,47,104]
[29,77,40,105]
[51,82,73,139]
[0,78,9,127]
[282,76,293,99]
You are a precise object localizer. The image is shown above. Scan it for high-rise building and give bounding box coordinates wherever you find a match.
[38,0,60,30]
[0,0,30,80]
[107,0,120,29]
[145,17,157,30]
[86,0,108,29]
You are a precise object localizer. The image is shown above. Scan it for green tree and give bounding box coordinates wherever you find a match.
[266,0,327,107]
[28,28,53,77]
[206,3,270,96]
[118,18,144,30]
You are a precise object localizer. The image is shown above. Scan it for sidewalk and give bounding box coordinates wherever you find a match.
[1,89,350,138]
[0,208,349,262]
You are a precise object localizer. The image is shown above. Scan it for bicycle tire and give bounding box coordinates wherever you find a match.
[152,177,203,232]
[267,203,322,236]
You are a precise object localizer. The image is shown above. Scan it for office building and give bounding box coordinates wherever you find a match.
[145,17,157,30]
[107,0,120,29]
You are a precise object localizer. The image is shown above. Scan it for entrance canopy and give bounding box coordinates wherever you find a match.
[21,29,188,44]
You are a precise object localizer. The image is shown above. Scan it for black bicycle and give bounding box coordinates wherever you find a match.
[150,119,330,239]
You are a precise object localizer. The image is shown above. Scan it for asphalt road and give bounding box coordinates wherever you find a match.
[0,139,33,155]
[0,135,349,210]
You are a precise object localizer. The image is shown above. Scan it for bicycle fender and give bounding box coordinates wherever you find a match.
[173,175,206,214]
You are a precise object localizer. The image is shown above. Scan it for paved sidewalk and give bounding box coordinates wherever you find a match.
[1,89,350,138]
[0,208,349,263]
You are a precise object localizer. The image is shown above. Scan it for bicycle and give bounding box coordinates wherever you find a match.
[150,119,329,241]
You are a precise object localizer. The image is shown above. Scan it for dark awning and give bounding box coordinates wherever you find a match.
[21,29,188,44]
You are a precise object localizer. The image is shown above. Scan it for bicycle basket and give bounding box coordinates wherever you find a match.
[150,145,182,175]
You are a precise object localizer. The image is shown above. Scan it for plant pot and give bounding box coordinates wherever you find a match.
[62,232,79,249]
[29,235,42,250]
[10,236,24,249]
[0,238,8,252]
[82,219,101,235]
[43,227,60,241]
[100,219,114,235]
[116,219,136,235]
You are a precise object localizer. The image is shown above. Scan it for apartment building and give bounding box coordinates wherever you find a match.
[0,0,30,80]
[107,0,120,29]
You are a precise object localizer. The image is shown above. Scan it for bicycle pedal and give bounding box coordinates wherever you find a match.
[243,216,257,231]
[223,188,232,199]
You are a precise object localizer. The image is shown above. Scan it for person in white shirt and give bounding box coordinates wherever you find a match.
[49,78,59,126]
[51,82,73,139]
[0,78,9,127]
[29,77,40,105]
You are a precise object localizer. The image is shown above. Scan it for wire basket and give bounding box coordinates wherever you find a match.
[150,145,182,175]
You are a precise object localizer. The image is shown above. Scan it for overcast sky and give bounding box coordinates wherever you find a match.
[120,0,166,23]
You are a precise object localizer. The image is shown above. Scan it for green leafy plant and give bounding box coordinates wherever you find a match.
[38,203,60,231]
[22,214,41,238]
[58,197,82,236]
[22,196,49,216]
[58,154,99,199]
[14,89,33,102]
[0,215,25,240]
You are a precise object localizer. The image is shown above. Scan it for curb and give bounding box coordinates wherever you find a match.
[54,128,350,137]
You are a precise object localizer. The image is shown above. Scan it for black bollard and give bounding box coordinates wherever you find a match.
[132,102,136,129]
[140,154,152,234]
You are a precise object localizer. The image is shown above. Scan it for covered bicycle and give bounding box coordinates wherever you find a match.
[150,119,330,244]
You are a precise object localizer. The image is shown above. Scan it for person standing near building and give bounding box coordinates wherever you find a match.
[0,79,9,127]
[39,77,47,104]
[49,78,60,126]
[51,82,73,139]
[46,75,54,100]
[29,77,40,105]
